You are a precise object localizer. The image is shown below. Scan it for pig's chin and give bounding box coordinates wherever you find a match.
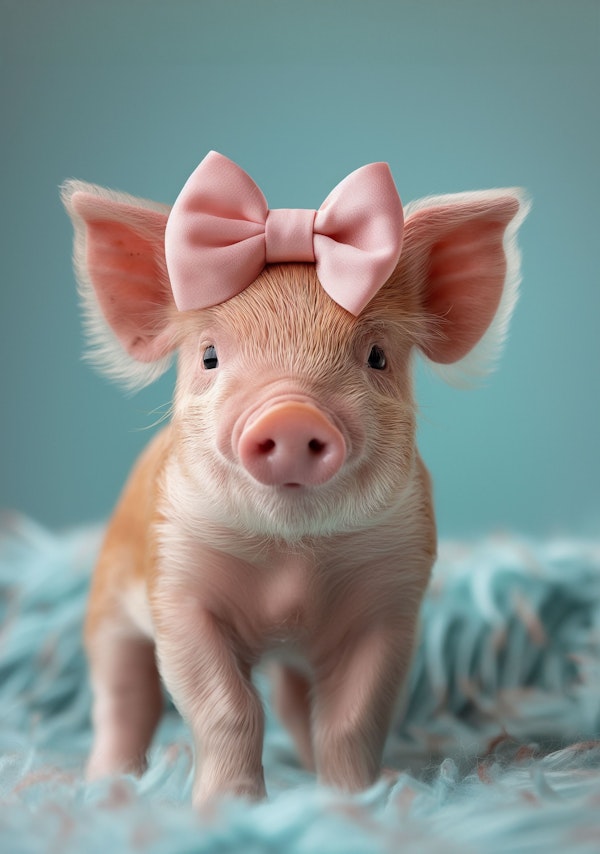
[234,490,350,540]
[222,476,393,542]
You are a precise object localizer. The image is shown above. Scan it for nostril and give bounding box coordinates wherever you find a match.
[308,438,325,455]
[257,439,276,454]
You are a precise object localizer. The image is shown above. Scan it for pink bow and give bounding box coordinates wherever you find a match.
[164,151,404,316]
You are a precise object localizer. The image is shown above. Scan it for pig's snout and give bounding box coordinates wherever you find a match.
[237,402,346,487]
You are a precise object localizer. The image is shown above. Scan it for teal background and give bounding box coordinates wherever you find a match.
[1,0,598,536]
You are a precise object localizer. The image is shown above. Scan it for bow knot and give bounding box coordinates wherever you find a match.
[265,208,316,264]
[164,151,404,316]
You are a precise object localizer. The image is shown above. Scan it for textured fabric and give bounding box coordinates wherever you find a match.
[164,151,404,315]
[1,515,599,852]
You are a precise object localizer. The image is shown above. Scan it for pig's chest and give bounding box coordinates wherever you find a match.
[201,551,322,647]
[250,561,313,640]
[152,534,368,653]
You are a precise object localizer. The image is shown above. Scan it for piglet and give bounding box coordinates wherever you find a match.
[62,151,528,806]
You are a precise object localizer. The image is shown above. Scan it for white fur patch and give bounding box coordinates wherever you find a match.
[122,581,155,639]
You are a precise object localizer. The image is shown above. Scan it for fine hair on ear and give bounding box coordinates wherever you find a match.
[402,188,531,386]
[61,180,178,392]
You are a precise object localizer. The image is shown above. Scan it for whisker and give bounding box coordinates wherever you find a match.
[132,401,174,432]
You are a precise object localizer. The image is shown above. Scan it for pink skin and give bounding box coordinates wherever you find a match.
[237,401,347,487]
[62,176,528,806]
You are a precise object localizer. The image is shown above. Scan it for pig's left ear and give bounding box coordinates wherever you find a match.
[400,188,530,382]
[61,180,177,390]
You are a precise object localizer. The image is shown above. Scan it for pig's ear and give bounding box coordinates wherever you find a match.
[61,180,177,390]
[400,189,530,383]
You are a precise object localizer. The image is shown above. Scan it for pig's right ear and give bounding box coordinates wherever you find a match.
[61,180,178,390]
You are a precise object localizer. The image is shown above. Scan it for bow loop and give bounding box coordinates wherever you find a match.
[165,151,404,315]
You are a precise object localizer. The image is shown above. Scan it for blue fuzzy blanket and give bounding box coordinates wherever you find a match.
[1,515,599,852]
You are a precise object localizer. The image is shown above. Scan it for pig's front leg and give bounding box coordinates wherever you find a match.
[311,619,418,792]
[153,598,266,806]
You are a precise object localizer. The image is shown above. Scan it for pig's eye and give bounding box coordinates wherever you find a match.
[367,345,387,370]
[202,345,219,370]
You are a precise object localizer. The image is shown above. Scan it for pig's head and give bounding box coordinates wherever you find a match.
[62,153,528,540]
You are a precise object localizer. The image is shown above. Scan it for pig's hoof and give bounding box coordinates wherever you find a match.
[192,774,267,809]
[86,752,148,781]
